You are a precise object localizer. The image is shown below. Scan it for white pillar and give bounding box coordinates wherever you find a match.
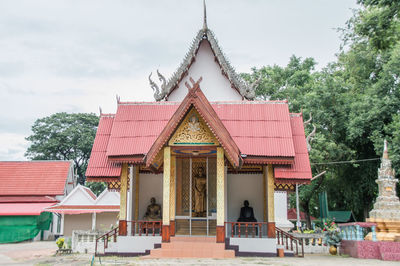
[92,212,97,231]
[61,213,65,235]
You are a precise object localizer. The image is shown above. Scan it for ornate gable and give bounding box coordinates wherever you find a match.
[169,108,219,146]
[145,77,242,169]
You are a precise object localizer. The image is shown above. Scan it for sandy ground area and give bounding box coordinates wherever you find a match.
[0,241,399,266]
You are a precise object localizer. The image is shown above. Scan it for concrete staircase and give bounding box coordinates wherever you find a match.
[175,219,216,236]
[143,236,235,258]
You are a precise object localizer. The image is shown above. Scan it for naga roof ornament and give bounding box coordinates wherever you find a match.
[148,1,258,101]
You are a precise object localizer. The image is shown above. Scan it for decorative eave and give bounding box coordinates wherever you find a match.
[108,156,144,164]
[86,177,120,182]
[145,77,243,169]
[274,178,311,185]
[158,28,256,101]
[243,157,294,165]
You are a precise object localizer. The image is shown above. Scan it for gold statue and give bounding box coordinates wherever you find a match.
[144,197,161,221]
[194,166,206,216]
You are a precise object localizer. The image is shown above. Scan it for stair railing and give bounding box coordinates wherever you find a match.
[95,226,119,256]
[276,227,304,257]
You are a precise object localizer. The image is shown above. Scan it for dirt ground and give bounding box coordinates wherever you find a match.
[0,241,399,266]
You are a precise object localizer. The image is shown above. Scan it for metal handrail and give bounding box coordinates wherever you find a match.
[276,227,304,257]
[95,226,119,256]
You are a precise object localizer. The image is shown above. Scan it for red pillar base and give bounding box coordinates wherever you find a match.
[267,222,276,238]
[119,220,127,236]
[162,225,170,242]
[170,220,175,236]
[216,225,225,243]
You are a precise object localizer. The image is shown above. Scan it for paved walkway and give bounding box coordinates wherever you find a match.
[0,241,399,265]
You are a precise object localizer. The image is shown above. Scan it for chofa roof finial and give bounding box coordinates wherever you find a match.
[203,0,208,32]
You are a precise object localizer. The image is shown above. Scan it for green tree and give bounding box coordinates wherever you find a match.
[242,0,400,224]
[25,112,99,185]
[86,182,107,196]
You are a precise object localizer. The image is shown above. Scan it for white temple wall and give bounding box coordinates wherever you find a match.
[167,41,242,102]
[96,212,119,231]
[274,191,294,230]
[227,173,263,222]
[63,214,92,236]
[138,173,163,220]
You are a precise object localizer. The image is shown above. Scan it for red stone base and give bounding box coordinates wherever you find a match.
[267,222,276,238]
[119,220,127,236]
[341,240,400,261]
[216,225,225,243]
[170,220,175,236]
[162,225,170,242]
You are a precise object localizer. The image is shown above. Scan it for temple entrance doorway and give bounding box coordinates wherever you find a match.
[175,157,217,236]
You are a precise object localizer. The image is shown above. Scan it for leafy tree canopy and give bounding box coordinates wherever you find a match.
[25,112,99,185]
[242,0,400,224]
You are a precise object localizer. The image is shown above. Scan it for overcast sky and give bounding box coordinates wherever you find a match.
[0,0,358,161]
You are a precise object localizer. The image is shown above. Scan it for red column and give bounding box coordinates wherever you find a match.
[170,220,175,236]
[119,220,127,236]
[162,225,170,242]
[216,225,225,243]
[267,222,276,238]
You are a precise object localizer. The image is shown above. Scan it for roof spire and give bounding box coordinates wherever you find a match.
[203,0,208,31]
[383,139,389,159]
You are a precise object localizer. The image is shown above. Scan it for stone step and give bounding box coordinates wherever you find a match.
[146,236,235,258]
[148,248,235,258]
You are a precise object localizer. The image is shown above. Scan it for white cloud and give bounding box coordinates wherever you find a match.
[0,0,359,161]
[0,133,29,161]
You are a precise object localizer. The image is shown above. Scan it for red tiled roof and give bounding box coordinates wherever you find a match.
[146,81,242,168]
[0,196,58,203]
[274,114,312,181]
[287,208,316,221]
[85,115,122,178]
[0,202,57,216]
[86,100,310,182]
[105,101,295,158]
[0,161,72,196]
[46,205,119,214]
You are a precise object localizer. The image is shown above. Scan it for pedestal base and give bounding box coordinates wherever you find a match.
[366,218,400,241]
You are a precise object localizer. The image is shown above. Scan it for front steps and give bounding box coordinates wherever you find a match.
[143,236,235,258]
[175,219,216,236]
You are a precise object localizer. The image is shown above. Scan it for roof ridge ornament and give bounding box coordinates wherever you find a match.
[203,0,208,32]
[185,76,203,98]
[149,70,168,101]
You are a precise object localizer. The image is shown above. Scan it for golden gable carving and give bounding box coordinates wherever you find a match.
[169,108,219,146]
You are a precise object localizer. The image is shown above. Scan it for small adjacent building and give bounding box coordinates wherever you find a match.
[46,184,119,236]
[0,161,75,243]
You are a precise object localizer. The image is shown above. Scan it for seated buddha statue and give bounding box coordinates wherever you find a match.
[237,200,257,222]
[144,197,161,221]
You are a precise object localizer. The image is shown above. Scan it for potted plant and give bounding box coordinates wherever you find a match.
[56,237,65,250]
[323,220,342,255]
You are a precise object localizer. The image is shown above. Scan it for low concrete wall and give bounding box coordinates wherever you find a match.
[71,230,104,254]
[116,236,162,253]
[229,237,276,253]
[290,233,328,254]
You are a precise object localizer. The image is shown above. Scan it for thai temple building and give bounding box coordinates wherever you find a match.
[86,4,312,257]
